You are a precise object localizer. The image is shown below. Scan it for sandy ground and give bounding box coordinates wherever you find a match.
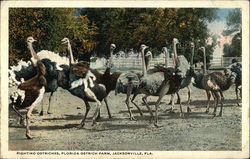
[9,84,242,151]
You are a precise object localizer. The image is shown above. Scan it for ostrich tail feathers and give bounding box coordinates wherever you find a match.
[37,50,69,71]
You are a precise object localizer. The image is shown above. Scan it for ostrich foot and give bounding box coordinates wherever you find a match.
[26,133,33,140]
[47,111,52,114]
[179,113,185,118]
[92,121,97,126]
[19,118,25,126]
[218,112,222,117]
[211,113,216,118]
[39,111,44,116]
[108,115,112,119]
[205,109,209,114]
[187,107,191,113]
[76,123,85,129]
[236,103,241,107]
[154,123,162,128]
[167,101,172,105]
[129,116,137,121]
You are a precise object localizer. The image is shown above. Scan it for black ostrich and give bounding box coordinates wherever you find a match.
[227,59,242,105]
[192,47,237,116]
[60,38,107,127]
[9,37,47,139]
[9,39,70,116]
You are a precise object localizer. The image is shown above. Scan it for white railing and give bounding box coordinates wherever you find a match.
[90,57,242,69]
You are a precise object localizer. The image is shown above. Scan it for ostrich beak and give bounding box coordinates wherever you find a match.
[61,40,67,44]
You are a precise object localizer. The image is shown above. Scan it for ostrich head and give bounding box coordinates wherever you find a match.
[110,44,116,50]
[190,42,195,48]
[173,38,179,45]
[61,37,70,44]
[198,47,206,52]
[26,36,37,44]
[140,44,148,52]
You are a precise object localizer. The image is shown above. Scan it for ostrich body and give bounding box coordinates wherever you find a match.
[61,38,107,127]
[167,43,194,108]
[194,47,236,116]
[115,48,153,120]
[136,41,184,127]
[227,60,242,105]
[9,49,70,116]
[10,37,47,139]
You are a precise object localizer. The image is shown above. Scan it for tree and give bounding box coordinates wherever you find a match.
[223,9,241,57]
[9,8,97,65]
[80,8,217,64]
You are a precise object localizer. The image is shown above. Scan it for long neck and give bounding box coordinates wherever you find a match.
[203,49,207,75]
[27,42,39,66]
[108,49,113,68]
[164,48,169,67]
[141,48,147,76]
[67,42,75,65]
[173,43,179,67]
[191,47,194,66]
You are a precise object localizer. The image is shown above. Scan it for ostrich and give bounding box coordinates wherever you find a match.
[168,42,195,113]
[193,47,236,116]
[9,37,47,139]
[136,41,184,127]
[60,38,107,127]
[227,59,242,105]
[115,47,153,120]
[8,38,70,116]
[61,38,120,119]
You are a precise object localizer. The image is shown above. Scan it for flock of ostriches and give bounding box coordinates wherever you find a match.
[9,37,242,139]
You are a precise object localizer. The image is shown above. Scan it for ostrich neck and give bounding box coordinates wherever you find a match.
[108,49,113,68]
[173,43,178,67]
[203,50,207,75]
[141,48,147,76]
[27,42,39,66]
[164,48,169,67]
[67,42,75,65]
[191,47,194,66]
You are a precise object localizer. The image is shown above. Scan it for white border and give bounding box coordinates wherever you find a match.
[1,1,249,159]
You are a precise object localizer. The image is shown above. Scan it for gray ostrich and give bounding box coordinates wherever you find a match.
[194,47,236,116]
[9,37,47,139]
[168,42,195,113]
[60,38,107,127]
[227,59,242,106]
[115,47,153,120]
[136,40,185,127]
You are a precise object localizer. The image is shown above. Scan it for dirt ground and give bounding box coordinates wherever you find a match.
[9,84,242,151]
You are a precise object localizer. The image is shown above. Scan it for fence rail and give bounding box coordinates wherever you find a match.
[90,57,242,69]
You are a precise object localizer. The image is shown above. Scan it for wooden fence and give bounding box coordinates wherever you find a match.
[90,57,242,69]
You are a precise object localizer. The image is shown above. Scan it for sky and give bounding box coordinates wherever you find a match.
[207,8,236,57]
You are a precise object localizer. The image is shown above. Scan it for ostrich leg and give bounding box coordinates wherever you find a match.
[212,92,220,118]
[25,113,32,139]
[142,95,154,121]
[78,100,91,128]
[104,97,112,118]
[218,91,224,117]
[205,90,211,113]
[131,94,144,117]
[47,92,54,114]
[176,92,184,117]
[39,99,44,116]
[25,105,35,139]
[154,81,171,127]
[92,102,102,126]
[186,86,191,105]
[125,85,136,121]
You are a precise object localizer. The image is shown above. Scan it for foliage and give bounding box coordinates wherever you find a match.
[9,8,97,65]
[223,9,241,57]
[9,8,218,66]
[80,8,217,64]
